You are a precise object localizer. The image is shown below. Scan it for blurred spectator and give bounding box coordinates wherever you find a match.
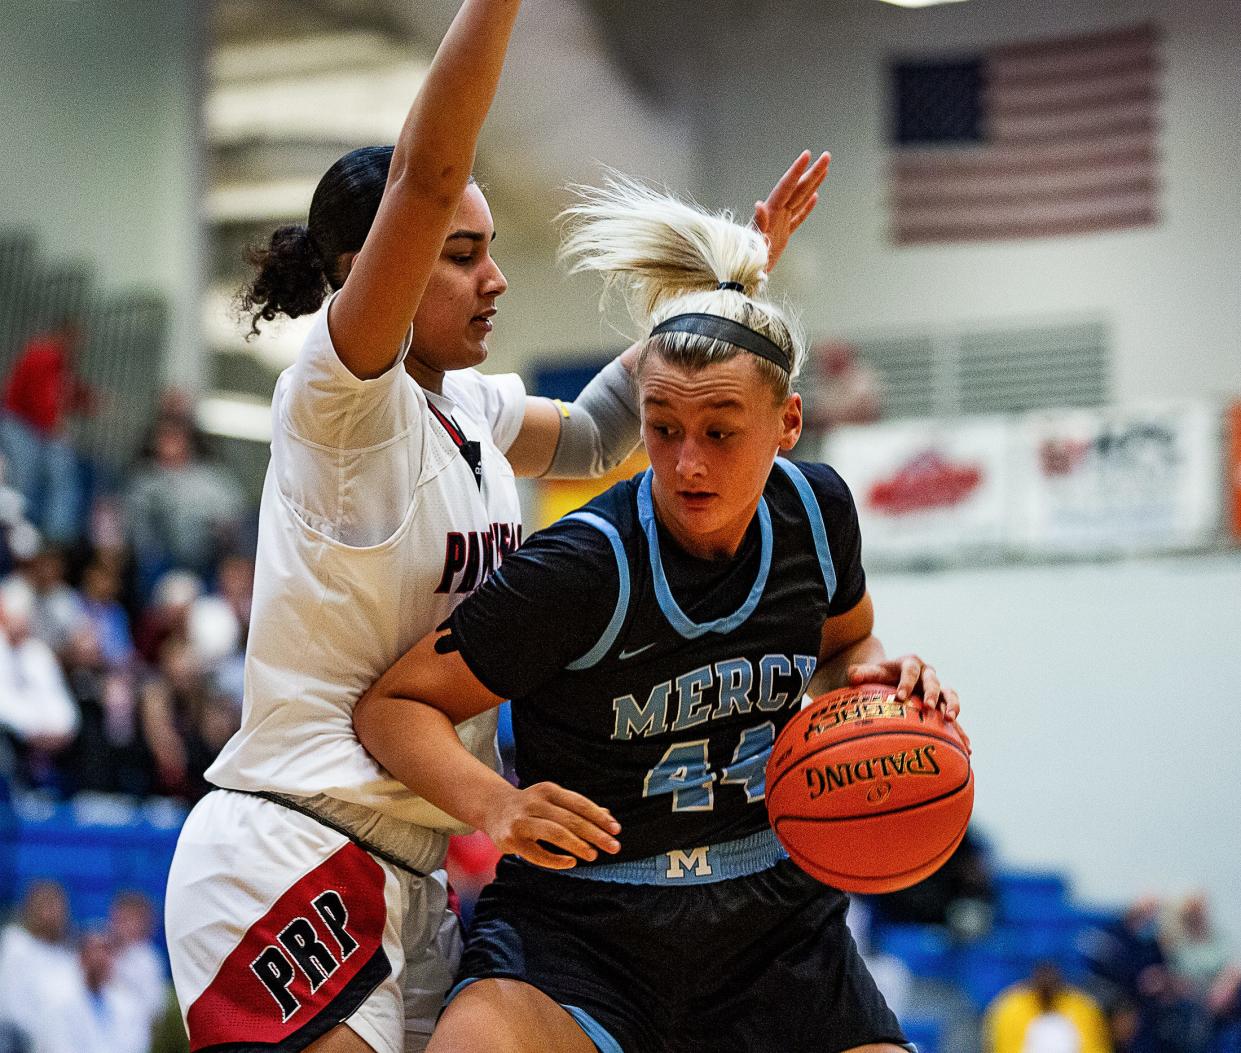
[0,578,79,789]
[55,623,152,799]
[1081,895,1209,1053]
[2,545,83,654]
[209,553,253,642]
[106,892,168,1027]
[133,570,201,668]
[802,340,884,433]
[187,584,241,671]
[124,411,245,593]
[0,460,39,580]
[985,961,1111,1053]
[0,881,78,1047]
[0,324,94,545]
[1209,968,1241,1053]
[1163,893,1233,1002]
[34,928,151,1053]
[139,638,238,802]
[186,553,254,712]
[1081,896,1167,1011]
[78,557,134,673]
[872,826,996,941]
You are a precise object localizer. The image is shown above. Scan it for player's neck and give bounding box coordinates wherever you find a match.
[405,355,445,395]
[652,490,761,562]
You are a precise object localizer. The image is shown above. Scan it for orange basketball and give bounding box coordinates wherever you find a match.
[766,683,973,893]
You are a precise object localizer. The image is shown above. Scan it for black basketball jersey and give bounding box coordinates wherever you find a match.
[449,459,866,862]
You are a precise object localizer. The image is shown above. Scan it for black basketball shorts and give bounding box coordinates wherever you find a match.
[451,849,913,1053]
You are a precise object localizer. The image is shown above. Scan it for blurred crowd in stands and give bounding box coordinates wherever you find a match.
[0,325,251,806]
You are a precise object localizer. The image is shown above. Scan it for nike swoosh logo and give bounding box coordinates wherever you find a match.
[618,642,657,661]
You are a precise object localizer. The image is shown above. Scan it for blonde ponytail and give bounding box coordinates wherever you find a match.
[560,175,805,394]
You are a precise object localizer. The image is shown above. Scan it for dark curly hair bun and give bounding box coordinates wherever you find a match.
[240,225,330,337]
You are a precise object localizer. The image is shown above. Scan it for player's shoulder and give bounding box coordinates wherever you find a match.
[777,459,856,508]
[574,473,645,536]
[442,366,491,399]
[443,368,524,411]
[443,368,527,448]
[519,474,643,563]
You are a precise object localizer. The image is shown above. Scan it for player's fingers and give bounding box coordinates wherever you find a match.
[942,687,961,722]
[753,201,770,233]
[919,664,942,710]
[516,818,600,864]
[790,152,831,204]
[789,193,818,231]
[543,804,621,855]
[895,656,923,701]
[768,150,812,208]
[515,840,580,870]
[543,784,622,835]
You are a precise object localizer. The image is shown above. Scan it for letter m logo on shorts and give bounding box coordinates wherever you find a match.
[665,845,713,880]
[187,842,391,1053]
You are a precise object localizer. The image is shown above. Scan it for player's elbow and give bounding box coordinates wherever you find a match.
[352,686,392,759]
[385,164,462,214]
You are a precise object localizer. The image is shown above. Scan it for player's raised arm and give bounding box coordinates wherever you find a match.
[502,150,832,478]
[329,0,523,379]
[354,631,622,870]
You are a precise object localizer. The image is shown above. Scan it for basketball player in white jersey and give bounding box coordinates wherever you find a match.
[163,3,828,1051]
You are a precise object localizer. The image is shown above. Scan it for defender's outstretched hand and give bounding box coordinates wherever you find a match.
[848,654,961,722]
[753,150,831,271]
[483,781,622,870]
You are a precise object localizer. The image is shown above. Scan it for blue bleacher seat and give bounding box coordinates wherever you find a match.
[877,923,954,978]
[14,839,117,882]
[955,927,1030,1002]
[902,1014,943,1053]
[0,795,185,931]
[995,871,1069,924]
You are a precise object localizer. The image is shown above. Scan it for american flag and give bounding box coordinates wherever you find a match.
[889,24,1162,245]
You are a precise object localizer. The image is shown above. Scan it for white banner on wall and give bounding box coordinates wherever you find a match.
[823,417,1011,560]
[1012,403,1221,554]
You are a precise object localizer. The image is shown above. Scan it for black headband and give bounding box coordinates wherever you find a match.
[649,312,792,373]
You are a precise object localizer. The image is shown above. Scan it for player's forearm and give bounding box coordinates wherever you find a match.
[809,633,885,696]
[508,350,641,478]
[354,692,515,831]
[390,0,522,188]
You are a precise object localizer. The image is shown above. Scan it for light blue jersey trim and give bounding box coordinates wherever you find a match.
[772,459,837,604]
[561,827,787,886]
[445,979,624,1053]
[564,511,631,671]
[637,470,772,639]
[565,1005,625,1053]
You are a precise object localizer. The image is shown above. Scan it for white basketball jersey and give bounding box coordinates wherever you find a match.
[205,297,525,831]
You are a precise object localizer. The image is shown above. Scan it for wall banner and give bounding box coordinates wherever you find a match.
[1013,402,1221,554]
[823,417,1011,561]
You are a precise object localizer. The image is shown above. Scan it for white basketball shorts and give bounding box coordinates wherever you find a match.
[166,790,460,1053]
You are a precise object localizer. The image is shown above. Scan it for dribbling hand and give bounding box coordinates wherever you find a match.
[847,654,961,722]
[482,781,622,870]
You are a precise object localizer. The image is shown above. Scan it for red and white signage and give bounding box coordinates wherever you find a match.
[823,417,1011,560]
